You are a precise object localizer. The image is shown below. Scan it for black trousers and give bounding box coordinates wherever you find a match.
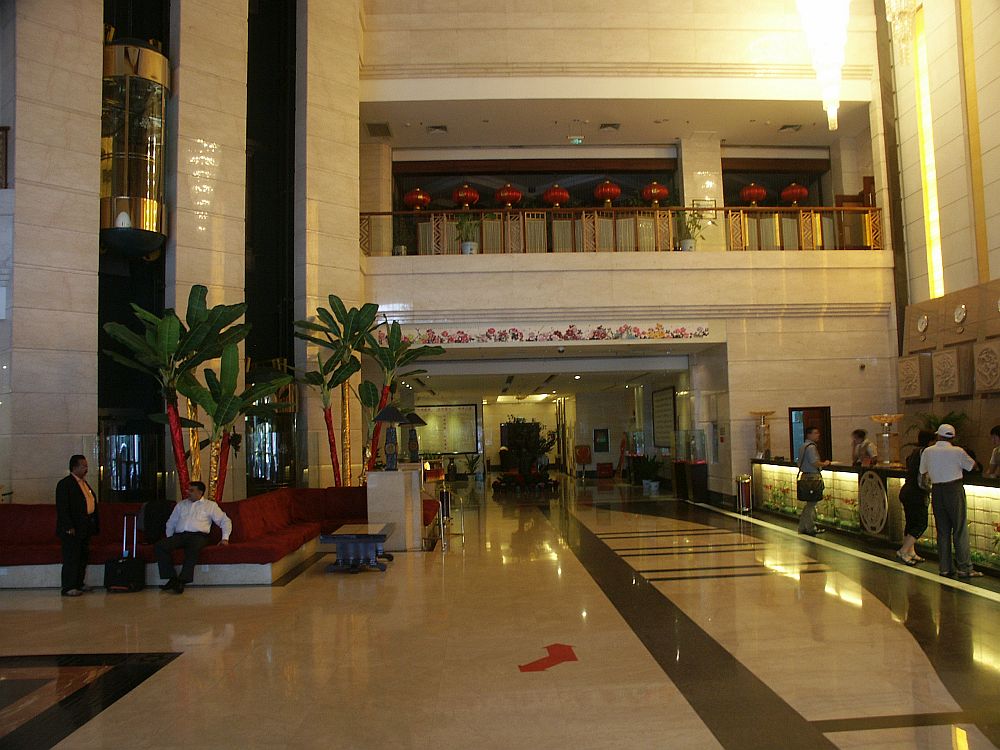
[155,532,211,583]
[60,532,91,593]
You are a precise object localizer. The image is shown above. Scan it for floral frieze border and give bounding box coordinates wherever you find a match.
[380,323,710,345]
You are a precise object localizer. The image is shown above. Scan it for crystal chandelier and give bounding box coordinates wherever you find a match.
[796,0,851,131]
[885,0,917,62]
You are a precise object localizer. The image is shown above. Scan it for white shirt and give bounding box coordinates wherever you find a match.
[166,498,233,541]
[918,440,974,484]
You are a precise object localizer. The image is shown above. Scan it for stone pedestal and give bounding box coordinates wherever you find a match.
[367,470,423,551]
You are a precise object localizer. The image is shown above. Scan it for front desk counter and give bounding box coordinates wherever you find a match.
[751,459,1000,572]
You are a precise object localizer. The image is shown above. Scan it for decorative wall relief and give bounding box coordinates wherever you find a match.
[897,353,933,399]
[381,322,711,346]
[932,346,974,396]
[974,341,1000,392]
[858,470,889,535]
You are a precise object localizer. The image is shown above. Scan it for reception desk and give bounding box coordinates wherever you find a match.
[750,459,1000,572]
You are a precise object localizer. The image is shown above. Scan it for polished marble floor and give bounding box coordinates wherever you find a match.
[2,478,1000,749]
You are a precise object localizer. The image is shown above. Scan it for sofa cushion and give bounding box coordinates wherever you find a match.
[0,504,59,545]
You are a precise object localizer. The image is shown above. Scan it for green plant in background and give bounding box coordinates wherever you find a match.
[632,455,663,482]
[177,344,292,501]
[294,296,379,486]
[683,211,714,242]
[103,285,249,499]
[464,453,482,477]
[456,213,481,243]
[908,410,970,435]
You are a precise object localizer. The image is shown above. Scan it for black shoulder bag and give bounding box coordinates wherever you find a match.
[796,442,825,503]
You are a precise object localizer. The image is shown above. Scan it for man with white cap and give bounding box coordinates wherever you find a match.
[918,424,982,578]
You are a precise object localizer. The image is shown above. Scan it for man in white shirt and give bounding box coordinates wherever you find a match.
[918,424,981,579]
[155,481,232,594]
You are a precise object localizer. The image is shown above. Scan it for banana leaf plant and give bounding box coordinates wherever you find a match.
[178,344,292,501]
[362,320,445,470]
[103,285,249,498]
[294,296,379,486]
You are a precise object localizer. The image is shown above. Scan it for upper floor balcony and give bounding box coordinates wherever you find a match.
[360,206,883,257]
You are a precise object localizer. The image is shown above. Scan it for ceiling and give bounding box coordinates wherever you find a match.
[393,345,701,404]
[360,97,872,151]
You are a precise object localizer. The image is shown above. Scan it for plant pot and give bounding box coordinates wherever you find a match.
[642,479,660,494]
[461,241,479,255]
[680,238,696,252]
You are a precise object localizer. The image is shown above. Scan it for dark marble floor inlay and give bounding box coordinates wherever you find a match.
[0,653,179,750]
[618,544,763,558]
[548,504,838,750]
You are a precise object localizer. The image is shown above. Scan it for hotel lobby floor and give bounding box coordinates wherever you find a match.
[2,480,1000,749]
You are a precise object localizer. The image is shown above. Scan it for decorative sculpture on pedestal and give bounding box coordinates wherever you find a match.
[405,412,426,463]
[750,411,775,459]
[870,413,904,466]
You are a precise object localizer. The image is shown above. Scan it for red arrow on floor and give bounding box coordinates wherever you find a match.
[518,643,578,672]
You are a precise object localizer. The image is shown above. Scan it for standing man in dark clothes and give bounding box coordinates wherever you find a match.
[55,454,99,597]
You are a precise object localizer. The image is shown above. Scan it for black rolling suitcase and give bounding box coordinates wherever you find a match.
[104,513,146,592]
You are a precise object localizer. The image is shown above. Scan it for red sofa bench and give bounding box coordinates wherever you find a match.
[0,485,439,588]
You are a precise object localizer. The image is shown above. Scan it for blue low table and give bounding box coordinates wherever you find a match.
[321,523,395,573]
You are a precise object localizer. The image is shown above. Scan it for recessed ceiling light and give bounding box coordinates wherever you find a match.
[574,375,581,380]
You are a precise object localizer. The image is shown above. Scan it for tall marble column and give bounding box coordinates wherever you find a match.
[295,0,363,486]
[2,0,103,500]
[679,134,726,251]
[167,0,249,499]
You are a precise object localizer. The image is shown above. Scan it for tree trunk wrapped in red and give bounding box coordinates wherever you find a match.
[324,406,342,487]
[366,384,391,470]
[165,398,191,498]
[214,430,231,502]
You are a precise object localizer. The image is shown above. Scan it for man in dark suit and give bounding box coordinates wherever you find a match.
[55,454,99,597]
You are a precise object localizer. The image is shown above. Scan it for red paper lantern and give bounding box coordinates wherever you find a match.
[740,182,767,206]
[642,181,670,207]
[594,180,621,207]
[781,182,809,205]
[543,184,570,208]
[495,183,523,208]
[452,183,479,208]
[403,187,431,210]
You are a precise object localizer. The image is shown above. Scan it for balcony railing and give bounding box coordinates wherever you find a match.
[360,206,883,256]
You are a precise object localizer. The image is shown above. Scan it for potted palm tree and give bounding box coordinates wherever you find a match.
[633,455,663,493]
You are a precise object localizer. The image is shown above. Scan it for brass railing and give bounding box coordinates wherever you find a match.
[360,206,883,256]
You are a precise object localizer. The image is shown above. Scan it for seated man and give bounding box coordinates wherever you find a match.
[155,481,232,594]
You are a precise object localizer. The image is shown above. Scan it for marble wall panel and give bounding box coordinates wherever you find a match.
[13,182,98,236]
[10,391,95,435]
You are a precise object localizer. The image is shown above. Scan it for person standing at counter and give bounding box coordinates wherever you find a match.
[851,429,878,467]
[797,426,830,536]
[983,425,1000,479]
[896,429,934,565]
[918,424,982,579]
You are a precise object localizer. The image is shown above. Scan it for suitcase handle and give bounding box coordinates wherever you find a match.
[121,513,139,558]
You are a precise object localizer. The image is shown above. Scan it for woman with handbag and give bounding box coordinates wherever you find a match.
[797,426,830,536]
[896,429,935,565]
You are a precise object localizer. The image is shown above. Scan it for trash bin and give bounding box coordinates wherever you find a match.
[736,474,752,513]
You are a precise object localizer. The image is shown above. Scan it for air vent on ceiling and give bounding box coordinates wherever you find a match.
[426,124,448,135]
[365,122,392,138]
[599,123,620,131]
[778,124,803,133]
